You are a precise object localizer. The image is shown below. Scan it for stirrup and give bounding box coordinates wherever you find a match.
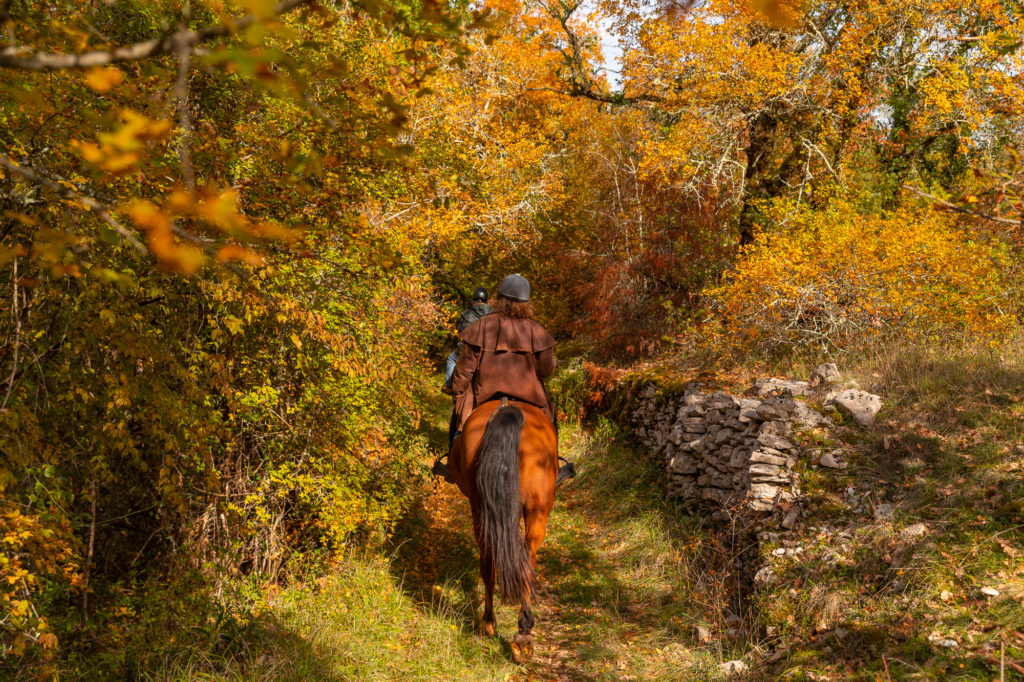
[432,454,453,483]
[556,456,576,488]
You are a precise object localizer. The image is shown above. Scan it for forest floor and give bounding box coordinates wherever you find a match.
[107,350,1024,681]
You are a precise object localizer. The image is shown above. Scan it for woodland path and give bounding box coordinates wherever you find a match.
[387,393,723,680]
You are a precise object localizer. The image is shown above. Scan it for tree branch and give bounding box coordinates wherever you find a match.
[902,185,1022,227]
[0,153,148,253]
[0,0,314,71]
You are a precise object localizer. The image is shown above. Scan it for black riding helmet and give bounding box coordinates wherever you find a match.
[497,274,530,302]
[472,287,488,303]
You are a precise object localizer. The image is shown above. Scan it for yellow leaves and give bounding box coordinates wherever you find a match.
[748,0,802,26]
[707,197,1015,355]
[72,110,171,175]
[83,67,125,93]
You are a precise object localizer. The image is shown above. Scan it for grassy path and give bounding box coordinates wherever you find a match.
[387,394,722,680]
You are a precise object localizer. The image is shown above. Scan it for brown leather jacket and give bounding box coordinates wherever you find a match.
[451,315,555,431]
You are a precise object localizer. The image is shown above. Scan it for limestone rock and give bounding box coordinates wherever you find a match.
[809,362,841,387]
[781,506,800,529]
[749,450,787,466]
[828,389,883,426]
[759,420,792,438]
[720,660,748,676]
[757,432,795,452]
[818,450,847,469]
[756,397,795,421]
[792,401,830,428]
[755,377,812,397]
[900,522,928,540]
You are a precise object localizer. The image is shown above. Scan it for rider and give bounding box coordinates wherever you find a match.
[443,287,492,394]
[439,274,574,485]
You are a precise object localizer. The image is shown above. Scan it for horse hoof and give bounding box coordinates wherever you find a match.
[511,633,533,663]
[479,620,496,637]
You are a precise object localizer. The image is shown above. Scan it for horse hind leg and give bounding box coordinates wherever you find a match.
[511,604,535,662]
[511,507,549,662]
[478,550,497,637]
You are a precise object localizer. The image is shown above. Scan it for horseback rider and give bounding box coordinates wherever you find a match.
[435,274,574,485]
[443,286,492,393]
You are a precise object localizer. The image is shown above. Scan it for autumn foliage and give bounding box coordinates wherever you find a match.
[708,196,1016,355]
[1,0,1024,674]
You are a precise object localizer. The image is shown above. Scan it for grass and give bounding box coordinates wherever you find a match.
[66,341,1024,680]
[748,341,1024,680]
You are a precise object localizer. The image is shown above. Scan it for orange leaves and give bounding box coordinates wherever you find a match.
[125,188,294,273]
[83,67,124,93]
[126,200,201,274]
[72,110,171,175]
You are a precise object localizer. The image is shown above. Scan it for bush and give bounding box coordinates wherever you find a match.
[706,198,1016,357]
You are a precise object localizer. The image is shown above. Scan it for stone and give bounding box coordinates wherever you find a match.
[809,362,841,387]
[710,510,732,524]
[749,462,782,476]
[828,389,883,426]
[713,427,735,446]
[749,498,774,511]
[681,417,706,433]
[668,425,684,445]
[706,409,724,425]
[781,506,800,529]
[695,625,713,643]
[720,660,748,676]
[759,420,792,437]
[818,450,847,469]
[980,586,1000,598]
[937,639,958,649]
[874,503,893,521]
[757,432,795,452]
[754,566,775,585]
[729,450,749,468]
[710,472,733,489]
[792,401,830,427]
[755,377,812,397]
[668,455,698,475]
[900,522,928,540]
[751,483,781,500]
[706,391,739,410]
[749,450,787,466]
[756,397,796,421]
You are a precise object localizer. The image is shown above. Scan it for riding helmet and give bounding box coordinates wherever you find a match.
[472,287,488,303]
[497,274,530,302]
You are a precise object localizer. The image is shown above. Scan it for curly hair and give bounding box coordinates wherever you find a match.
[491,295,534,319]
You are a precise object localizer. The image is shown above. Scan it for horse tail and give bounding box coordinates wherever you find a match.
[476,404,532,605]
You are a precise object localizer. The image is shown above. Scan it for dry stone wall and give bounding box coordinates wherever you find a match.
[631,383,833,518]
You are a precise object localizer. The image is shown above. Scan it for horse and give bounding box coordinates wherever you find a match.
[448,397,558,662]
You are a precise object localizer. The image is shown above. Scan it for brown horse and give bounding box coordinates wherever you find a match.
[448,398,558,662]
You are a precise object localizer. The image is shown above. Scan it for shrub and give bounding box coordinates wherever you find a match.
[706,198,1016,357]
